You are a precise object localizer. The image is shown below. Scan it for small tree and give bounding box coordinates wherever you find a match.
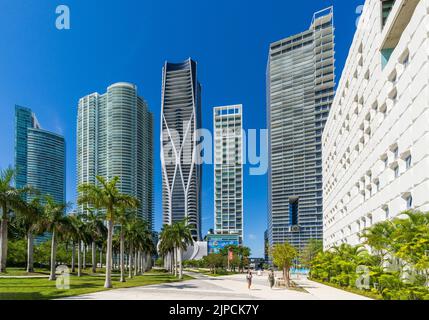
[203,254,225,274]
[271,242,297,287]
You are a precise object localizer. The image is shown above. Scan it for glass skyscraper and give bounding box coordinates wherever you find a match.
[213,105,243,243]
[161,59,202,241]
[77,83,154,228]
[15,105,66,205]
[267,8,335,251]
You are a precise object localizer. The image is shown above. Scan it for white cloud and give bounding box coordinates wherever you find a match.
[248,234,257,241]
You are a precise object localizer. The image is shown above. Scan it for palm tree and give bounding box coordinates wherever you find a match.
[159,220,193,279]
[65,215,78,273]
[42,196,69,281]
[171,220,193,279]
[391,211,429,277]
[124,217,138,279]
[361,220,395,267]
[116,208,133,282]
[0,167,32,273]
[132,218,153,275]
[139,227,155,274]
[159,224,175,274]
[84,209,107,273]
[14,198,44,272]
[77,176,139,288]
[68,214,89,277]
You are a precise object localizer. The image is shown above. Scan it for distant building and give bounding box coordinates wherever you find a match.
[77,82,154,228]
[267,7,335,251]
[213,105,243,243]
[249,258,265,270]
[15,105,66,205]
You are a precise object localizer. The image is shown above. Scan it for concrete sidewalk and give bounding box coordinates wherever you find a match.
[0,275,49,279]
[61,272,371,300]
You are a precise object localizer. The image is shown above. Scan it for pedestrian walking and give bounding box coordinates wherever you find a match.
[246,270,253,290]
[268,270,275,289]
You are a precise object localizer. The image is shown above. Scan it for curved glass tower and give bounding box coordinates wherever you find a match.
[15,105,65,205]
[161,59,202,241]
[77,83,153,228]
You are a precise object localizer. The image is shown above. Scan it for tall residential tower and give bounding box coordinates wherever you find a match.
[15,105,66,205]
[161,59,202,241]
[267,8,335,251]
[213,105,243,243]
[77,82,154,228]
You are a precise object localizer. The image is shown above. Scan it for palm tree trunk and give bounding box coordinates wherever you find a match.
[104,219,113,288]
[49,230,57,281]
[100,248,103,268]
[168,251,172,273]
[26,231,34,273]
[133,251,135,275]
[144,252,148,272]
[178,247,183,280]
[170,251,174,275]
[112,251,115,271]
[83,243,86,269]
[71,242,76,273]
[77,241,82,277]
[128,244,134,279]
[0,206,8,273]
[91,242,96,273]
[134,251,138,276]
[173,247,177,277]
[164,255,168,271]
[136,251,141,276]
[120,229,125,282]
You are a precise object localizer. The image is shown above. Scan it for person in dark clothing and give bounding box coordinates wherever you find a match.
[246,270,253,290]
[268,270,275,289]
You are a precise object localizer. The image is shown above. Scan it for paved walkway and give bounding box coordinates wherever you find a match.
[0,275,49,279]
[62,272,371,300]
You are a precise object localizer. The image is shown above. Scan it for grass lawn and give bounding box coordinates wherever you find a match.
[185,268,241,277]
[0,269,193,300]
[0,267,51,277]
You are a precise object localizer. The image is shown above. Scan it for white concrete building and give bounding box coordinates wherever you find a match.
[323,0,429,249]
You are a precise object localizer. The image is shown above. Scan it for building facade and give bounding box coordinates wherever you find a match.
[161,59,202,241]
[15,105,65,205]
[323,0,428,249]
[77,82,153,228]
[213,105,243,243]
[267,8,335,251]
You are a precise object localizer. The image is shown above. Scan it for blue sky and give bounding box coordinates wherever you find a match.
[0,0,364,257]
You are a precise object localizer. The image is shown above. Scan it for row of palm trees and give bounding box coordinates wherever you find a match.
[158,220,194,280]
[0,167,155,288]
